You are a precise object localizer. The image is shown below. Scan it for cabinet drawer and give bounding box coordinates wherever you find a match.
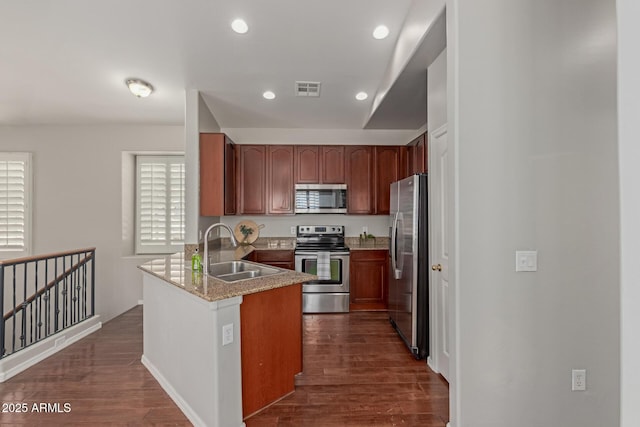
[254,250,294,263]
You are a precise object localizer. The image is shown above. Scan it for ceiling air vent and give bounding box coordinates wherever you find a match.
[295,81,321,97]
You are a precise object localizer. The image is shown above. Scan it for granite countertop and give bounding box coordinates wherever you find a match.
[139,245,315,302]
[345,236,390,251]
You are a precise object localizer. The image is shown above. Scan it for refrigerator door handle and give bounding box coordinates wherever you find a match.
[391,212,398,274]
[393,212,403,280]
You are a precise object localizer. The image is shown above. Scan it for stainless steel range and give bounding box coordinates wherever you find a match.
[294,225,350,313]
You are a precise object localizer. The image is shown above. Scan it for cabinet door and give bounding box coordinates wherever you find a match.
[345,146,373,214]
[374,146,403,215]
[199,133,225,216]
[294,146,319,184]
[267,145,295,214]
[414,134,427,173]
[321,146,345,183]
[407,133,427,175]
[350,250,388,310]
[224,136,236,215]
[238,145,266,214]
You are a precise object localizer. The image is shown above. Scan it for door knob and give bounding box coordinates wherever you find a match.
[431,264,442,271]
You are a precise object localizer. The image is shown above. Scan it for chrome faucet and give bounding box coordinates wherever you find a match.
[202,223,238,275]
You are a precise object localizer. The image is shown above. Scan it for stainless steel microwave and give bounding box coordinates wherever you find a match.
[295,184,347,214]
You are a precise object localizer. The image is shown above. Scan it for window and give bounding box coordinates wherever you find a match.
[135,155,185,254]
[0,153,32,257]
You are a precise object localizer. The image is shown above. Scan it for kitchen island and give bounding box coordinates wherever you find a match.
[139,246,314,427]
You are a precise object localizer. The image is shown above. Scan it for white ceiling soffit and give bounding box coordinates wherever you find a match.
[365,1,446,130]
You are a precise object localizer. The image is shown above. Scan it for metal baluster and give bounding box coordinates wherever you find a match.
[82,252,87,318]
[21,261,27,349]
[54,256,59,333]
[91,250,95,316]
[12,265,16,353]
[44,258,50,336]
[62,256,67,329]
[0,265,5,357]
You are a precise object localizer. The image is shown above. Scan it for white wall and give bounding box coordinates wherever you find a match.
[618,0,640,424]
[427,48,447,133]
[452,0,619,425]
[0,125,183,322]
[222,128,419,146]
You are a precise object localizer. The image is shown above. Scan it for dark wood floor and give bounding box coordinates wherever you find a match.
[0,307,449,426]
[245,312,449,426]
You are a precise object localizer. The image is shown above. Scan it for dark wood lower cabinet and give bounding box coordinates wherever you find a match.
[240,284,303,419]
[249,249,295,270]
[349,249,388,311]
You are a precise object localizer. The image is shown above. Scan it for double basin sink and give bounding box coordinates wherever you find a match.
[208,260,284,283]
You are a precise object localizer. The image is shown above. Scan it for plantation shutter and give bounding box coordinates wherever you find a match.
[0,153,31,255]
[136,156,185,254]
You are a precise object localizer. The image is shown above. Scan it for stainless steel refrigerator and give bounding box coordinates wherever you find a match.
[389,173,429,359]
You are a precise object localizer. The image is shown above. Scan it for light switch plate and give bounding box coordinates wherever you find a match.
[516,250,537,272]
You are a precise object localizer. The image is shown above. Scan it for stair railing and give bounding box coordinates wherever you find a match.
[0,247,96,358]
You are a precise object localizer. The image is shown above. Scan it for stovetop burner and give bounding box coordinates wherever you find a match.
[294,225,349,252]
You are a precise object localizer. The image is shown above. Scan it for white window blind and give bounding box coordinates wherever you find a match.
[0,153,31,256]
[135,155,185,254]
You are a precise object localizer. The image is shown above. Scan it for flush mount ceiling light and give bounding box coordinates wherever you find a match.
[263,91,276,100]
[355,91,368,101]
[372,25,390,40]
[231,18,249,34]
[125,78,154,98]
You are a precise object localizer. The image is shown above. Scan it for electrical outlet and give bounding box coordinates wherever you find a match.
[515,250,537,272]
[572,369,586,391]
[290,226,296,235]
[199,229,203,241]
[222,323,234,346]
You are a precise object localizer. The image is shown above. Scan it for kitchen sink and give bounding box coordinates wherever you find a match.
[208,261,283,282]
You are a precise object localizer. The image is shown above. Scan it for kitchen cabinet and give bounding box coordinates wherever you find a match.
[199,133,236,216]
[406,133,428,176]
[251,249,295,270]
[294,145,345,184]
[321,146,345,183]
[374,146,404,214]
[345,146,374,214]
[241,283,302,418]
[238,145,267,214]
[349,249,388,310]
[267,145,295,214]
[294,146,320,183]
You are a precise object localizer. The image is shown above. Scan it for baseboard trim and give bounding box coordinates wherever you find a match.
[0,316,102,382]
[141,354,208,427]
[427,356,439,373]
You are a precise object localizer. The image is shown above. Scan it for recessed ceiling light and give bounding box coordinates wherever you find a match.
[125,78,154,98]
[355,92,368,101]
[263,91,276,100]
[231,19,249,34]
[372,25,390,40]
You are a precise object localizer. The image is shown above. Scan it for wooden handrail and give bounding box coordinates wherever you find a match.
[0,247,96,267]
[3,251,94,321]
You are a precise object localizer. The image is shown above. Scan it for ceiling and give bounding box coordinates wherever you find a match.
[0,0,445,130]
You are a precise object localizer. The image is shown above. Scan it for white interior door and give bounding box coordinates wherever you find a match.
[429,124,450,381]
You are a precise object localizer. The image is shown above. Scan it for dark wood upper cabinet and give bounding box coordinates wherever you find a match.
[374,146,404,215]
[406,133,428,176]
[200,133,236,216]
[345,146,374,214]
[238,145,267,214]
[294,145,345,184]
[320,146,345,184]
[267,145,295,214]
[294,146,320,184]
